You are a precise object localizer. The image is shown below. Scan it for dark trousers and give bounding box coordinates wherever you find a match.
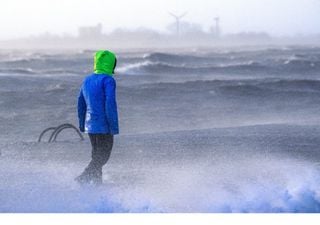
[83,134,114,180]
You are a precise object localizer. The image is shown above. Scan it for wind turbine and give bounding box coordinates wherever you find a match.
[169,12,187,36]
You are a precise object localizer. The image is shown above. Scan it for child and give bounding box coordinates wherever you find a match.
[76,50,119,185]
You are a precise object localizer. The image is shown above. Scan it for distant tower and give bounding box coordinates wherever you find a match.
[214,17,221,37]
[169,12,187,36]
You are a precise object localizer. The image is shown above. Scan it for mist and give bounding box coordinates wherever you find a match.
[1,0,320,214]
[0,0,320,41]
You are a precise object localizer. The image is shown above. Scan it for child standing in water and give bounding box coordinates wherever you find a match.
[76,50,119,185]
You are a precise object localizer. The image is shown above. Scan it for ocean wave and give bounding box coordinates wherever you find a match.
[117,60,266,75]
[118,52,320,75]
[1,49,320,77]
[119,60,320,75]
[165,78,320,98]
[41,68,83,74]
[143,52,222,64]
[259,79,320,92]
[0,68,37,75]
[230,79,320,96]
[1,156,320,212]
[0,67,84,75]
[117,50,320,75]
[283,59,320,69]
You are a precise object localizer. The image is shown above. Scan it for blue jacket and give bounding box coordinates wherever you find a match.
[78,74,119,134]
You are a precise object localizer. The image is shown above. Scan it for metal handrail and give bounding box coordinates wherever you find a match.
[38,123,84,143]
[50,123,84,142]
[38,127,56,142]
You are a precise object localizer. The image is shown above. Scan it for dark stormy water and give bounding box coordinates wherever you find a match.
[1,46,320,212]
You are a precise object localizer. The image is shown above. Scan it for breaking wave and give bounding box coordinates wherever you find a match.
[117,51,320,75]
[1,48,320,76]
[117,60,266,75]
[1,156,320,213]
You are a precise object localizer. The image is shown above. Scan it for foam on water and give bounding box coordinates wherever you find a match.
[1,153,320,213]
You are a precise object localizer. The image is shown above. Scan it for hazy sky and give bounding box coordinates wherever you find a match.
[0,0,319,39]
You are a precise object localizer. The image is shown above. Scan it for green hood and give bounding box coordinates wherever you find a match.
[94,50,117,75]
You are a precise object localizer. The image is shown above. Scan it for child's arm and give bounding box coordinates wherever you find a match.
[77,88,87,132]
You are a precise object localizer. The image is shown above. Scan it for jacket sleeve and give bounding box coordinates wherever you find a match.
[104,78,119,135]
[77,88,87,132]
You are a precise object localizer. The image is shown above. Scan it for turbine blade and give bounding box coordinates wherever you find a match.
[168,12,178,19]
[179,12,188,19]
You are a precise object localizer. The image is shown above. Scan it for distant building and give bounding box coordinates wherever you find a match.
[78,23,103,39]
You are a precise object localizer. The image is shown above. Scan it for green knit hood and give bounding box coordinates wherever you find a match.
[94,50,117,75]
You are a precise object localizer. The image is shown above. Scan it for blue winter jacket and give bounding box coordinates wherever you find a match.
[77,50,119,134]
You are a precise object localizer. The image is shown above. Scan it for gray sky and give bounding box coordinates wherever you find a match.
[0,0,319,39]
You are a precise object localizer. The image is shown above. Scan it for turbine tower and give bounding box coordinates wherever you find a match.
[169,12,187,36]
[214,17,220,37]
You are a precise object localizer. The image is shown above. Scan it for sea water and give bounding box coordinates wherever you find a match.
[1,46,320,212]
